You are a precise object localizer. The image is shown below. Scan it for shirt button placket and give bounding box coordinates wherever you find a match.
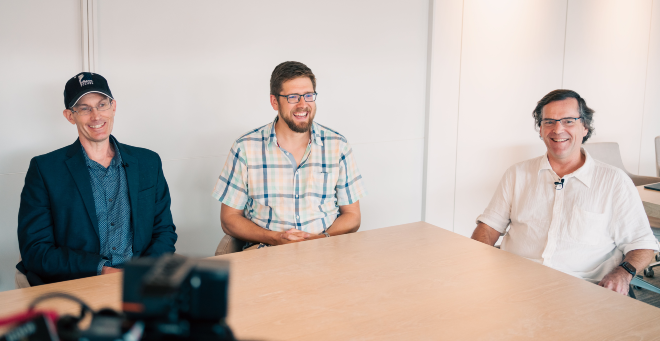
[542,186,564,266]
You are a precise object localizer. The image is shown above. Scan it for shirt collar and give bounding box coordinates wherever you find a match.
[81,138,123,169]
[538,148,594,188]
[265,116,324,150]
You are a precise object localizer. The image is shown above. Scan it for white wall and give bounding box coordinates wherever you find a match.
[94,0,429,256]
[0,0,428,291]
[563,0,653,174]
[424,0,660,236]
[0,0,83,292]
[423,0,464,230]
[2,0,658,293]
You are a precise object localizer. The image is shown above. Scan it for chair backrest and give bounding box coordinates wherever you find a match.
[215,234,247,256]
[583,142,631,175]
[15,256,30,289]
[655,136,660,177]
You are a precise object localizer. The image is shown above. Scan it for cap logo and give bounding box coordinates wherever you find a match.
[78,74,93,87]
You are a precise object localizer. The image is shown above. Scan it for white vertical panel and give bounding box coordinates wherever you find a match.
[424,0,464,230]
[453,0,566,237]
[0,0,82,292]
[94,0,429,257]
[640,0,660,177]
[563,0,653,174]
[81,0,99,72]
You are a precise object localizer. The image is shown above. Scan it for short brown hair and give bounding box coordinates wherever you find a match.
[270,61,316,96]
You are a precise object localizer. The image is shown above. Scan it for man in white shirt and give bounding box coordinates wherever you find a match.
[471,89,658,295]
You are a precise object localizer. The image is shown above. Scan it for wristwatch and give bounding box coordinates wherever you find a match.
[619,261,636,278]
[322,231,331,238]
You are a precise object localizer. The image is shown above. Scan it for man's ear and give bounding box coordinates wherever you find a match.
[63,109,76,125]
[270,95,279,111]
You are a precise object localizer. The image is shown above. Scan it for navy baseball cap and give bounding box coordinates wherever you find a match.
[63,72,114,108]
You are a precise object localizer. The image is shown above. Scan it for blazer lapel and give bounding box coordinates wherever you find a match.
[65,139,99,238]
[116,140,141,250]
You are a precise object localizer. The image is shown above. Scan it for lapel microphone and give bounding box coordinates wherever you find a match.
[122,163,129,168]
[554,178,564,190]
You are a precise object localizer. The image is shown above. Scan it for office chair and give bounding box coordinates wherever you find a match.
[583,142,660,186]
[215,234,248,256]
[15,256,30,289]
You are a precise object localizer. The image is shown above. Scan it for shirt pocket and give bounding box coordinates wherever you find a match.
[568,205,610,245]
[309,169,338,203]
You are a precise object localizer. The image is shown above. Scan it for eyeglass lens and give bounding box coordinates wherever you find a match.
[542,118,578,127]
[75,100,112,115]
[286,93,316,104]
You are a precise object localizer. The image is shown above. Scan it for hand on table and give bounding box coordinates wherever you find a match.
[277,229,326,244]
[101,266,123,275]
[598,267,632,295]
[276,228,311,244]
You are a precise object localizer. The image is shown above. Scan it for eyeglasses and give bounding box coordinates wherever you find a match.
[70,99,113,116]
[277,92,317,104]
[541,117,582,127]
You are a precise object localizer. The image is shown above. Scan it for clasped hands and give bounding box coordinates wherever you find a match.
[277,228,326,245]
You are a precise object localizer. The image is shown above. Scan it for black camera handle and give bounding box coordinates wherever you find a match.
[29,292,94,322]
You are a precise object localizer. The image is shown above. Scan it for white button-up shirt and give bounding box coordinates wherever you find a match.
[477,150,658,282]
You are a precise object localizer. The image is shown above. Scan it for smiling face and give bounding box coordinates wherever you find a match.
[63,92,116,144]
[270,76,316,134]
[540,97,588,163]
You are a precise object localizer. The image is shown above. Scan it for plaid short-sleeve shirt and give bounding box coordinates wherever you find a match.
[212,117,367,235]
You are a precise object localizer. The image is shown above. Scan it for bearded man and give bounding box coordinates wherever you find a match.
[212,61,367,250]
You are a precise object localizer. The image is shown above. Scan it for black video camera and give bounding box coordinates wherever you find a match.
[121,254,233,340]
[1,255,234,341]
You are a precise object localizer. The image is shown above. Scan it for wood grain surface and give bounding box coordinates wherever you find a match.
[639,185,660,219]
[1,222,660,340]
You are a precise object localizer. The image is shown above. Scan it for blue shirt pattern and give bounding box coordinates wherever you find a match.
[82,141,133,275]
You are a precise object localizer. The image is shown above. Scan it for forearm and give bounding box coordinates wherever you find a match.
[599,249,655,294]
[21,243,102,282]
[327,211,361,236]
[220,207,281,245]
[143,228,177,256]
[471,222,501,246]
[623,249,655,275]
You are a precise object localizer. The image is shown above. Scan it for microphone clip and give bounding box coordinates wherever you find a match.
[554,178,565,190]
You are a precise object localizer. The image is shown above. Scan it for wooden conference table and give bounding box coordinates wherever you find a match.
[2,222,660,340]
[638,184,660,221]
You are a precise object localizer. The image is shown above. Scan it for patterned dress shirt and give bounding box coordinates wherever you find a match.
[82,140,133,274]
[212,117,367,247]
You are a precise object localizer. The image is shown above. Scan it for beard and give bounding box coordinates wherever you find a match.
[279,107,315,133]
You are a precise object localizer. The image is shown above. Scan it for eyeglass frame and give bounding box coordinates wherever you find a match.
[276,92,318,104]
[540,116,583,127]
[69,98,114,116]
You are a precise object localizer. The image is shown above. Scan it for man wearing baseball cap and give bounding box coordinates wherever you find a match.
[16,72,177,287]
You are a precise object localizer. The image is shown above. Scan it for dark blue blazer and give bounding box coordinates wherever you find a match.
[17,136,177,284]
